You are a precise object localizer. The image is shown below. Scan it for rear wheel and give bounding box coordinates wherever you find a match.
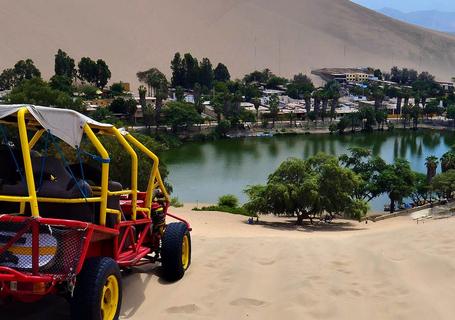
[161,222,191,281]
[71,257,122,320]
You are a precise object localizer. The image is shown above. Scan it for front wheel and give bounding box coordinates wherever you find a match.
[70,257,122,320]
[161,222,191,281]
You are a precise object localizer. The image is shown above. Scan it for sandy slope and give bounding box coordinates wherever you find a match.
[2,206,455,320]
[1,0,455,87]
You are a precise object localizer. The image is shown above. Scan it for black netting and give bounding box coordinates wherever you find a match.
[0,221,86,276]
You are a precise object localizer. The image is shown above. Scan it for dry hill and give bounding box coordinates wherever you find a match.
[1,0,455,87]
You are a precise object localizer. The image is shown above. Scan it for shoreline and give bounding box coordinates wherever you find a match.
[174,201,455,224]
[226,121,455,139]
[160,121,455,145]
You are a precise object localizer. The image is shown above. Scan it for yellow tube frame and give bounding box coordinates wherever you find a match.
[18,108,39,217]
[111,127,138,220]
[0,107,169,226]
[29,129,45,150]
[83,124,111,225]
[124,133,170,210]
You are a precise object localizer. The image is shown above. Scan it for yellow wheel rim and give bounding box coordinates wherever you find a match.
[101,275,119,320]
[182,234,190,270]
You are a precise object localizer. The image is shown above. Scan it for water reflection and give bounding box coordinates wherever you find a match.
[162,130,453,210]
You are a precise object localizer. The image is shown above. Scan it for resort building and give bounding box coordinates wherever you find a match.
[345,72,370,82]
[437,81,454,92]
[312,68,374,83]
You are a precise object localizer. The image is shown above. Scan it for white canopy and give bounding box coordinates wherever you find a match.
[0,105,112,148]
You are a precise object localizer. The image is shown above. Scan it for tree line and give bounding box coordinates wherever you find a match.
[0,50,111,92]
[0,50,116,112]
[244,148,455,224]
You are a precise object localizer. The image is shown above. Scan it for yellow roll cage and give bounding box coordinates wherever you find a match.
[0,107,169,226]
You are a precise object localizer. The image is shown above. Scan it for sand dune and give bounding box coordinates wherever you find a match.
[1,0,455,88]
[3,206,455,320]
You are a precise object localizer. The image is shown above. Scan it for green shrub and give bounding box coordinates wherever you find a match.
[218,194,239,208]
[170,197,184,208]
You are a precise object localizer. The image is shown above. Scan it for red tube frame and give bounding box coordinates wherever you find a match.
[0,210,191,299]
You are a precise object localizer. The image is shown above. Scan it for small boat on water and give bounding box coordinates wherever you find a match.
[256,132,274,137]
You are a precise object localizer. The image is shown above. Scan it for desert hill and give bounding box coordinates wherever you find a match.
[1,0,455,87]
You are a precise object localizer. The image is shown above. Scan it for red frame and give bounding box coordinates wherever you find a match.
[0,198,191,302]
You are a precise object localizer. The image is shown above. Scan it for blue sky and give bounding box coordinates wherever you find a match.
[351,0,455,12]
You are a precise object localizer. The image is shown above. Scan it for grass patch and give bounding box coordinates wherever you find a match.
[170,197,184,208]
[192,205,256,217]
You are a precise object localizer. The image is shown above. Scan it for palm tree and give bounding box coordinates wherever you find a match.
[303,91,312,117]
[269,94,279,128]
[330,91,340,121]
[252,97,261,122]
[441,151,455,172]
[321,90,329,123]
[425,155,439,203]
[402,88,412,106]
[312,90,323,119]
[137,68,169,132]
[289,111,294,128]
[323,80,340,121]
[425,156,439,183]
[370,86,385,111]
[138,85,147,108]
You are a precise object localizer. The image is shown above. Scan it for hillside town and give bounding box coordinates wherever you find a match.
[2,52,454,139]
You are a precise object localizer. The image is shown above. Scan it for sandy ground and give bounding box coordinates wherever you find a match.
[2,204,455,319]
[1,0,455,87]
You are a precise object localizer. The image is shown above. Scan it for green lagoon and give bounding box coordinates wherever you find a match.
[162,130,455,211]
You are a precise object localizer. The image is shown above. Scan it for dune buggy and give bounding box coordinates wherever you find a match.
[0,105,191,320]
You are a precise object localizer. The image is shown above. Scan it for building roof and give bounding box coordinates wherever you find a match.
[336,106,359,114]
[312,68,372,76]
[262,89,286,95]
[241,102,255,108]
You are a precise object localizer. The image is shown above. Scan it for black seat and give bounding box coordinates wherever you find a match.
[0,145,25,213]
[0,154,122,227]
[0,145,24,185]
[0,156,95,222]
[31,157,96,223]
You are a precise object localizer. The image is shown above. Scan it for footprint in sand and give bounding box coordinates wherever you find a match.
[336,268,352,275]
[257,259,276,266]
[230,298,266,307]
[331,260,350,267]
[166,304,200,314]
[307,275,322,281]
[382,251,408,262]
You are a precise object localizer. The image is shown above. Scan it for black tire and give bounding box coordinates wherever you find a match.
[70,257,122,320]
[161,222,191,282]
